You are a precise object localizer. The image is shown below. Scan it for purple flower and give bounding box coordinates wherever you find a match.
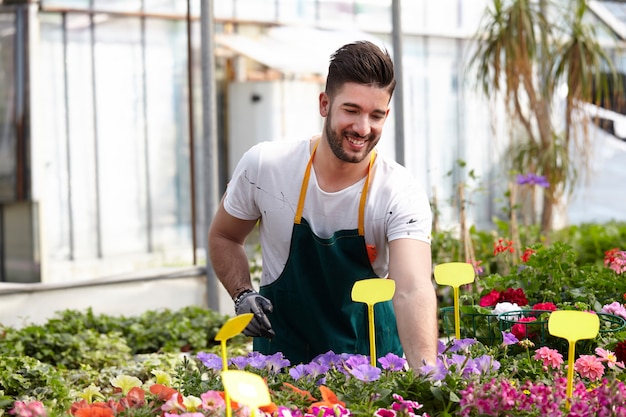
[288,364,308,380]
[421,358,448,381]
[378,352,407,371]
[264,352,290,373]
[247,351,268,369]
[502,331,519,346]
[449,338,477,352]
[229,356,251,369]
[516,173,550,188]
[474,354,500,374]
[348,363,382,382]
[312,351,344,368]
[306,361,330,378]
[344,354,370,369]
[197,352,222,371]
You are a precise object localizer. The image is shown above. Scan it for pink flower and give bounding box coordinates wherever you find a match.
[595,347,625,369]
[605,249,626,274]
[601,301,626,320]
[10,401,47,417]
[533,347,563,369]
[574,355,605,380]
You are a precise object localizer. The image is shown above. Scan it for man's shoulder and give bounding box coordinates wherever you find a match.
[253,138,309,157]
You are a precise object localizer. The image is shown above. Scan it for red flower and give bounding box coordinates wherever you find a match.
[532,302,557,311]
[500,288,529,306]
[511,317,537,340]
[521,248,535,263]
[493,238,515,255]
[479,289,502,307]
[121,387,145,409]
[615,340,626,364]
[605,248,620,266]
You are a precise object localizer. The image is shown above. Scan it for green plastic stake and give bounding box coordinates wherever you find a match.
[351,278,396,367]
[433,262,475,339]
[215,313,254,417]
[221,370,271,417]
[548,310,599,403]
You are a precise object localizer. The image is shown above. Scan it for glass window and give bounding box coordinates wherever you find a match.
[0,12,16,203]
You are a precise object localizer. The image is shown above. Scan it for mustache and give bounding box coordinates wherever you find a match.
[344,131,369,139]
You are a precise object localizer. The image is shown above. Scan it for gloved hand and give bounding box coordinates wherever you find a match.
[234,289,275,338]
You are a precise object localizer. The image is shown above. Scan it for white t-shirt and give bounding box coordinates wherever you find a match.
[224,138,432,286]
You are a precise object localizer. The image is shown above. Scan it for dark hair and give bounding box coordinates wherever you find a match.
[325,40,396,97]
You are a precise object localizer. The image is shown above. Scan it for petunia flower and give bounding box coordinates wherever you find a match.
[348,363,381,382]
[181,395,202,412]
[77,384,105,404]
[161,393,186,413]
[110,375,142,396]
[151,370,172,386]
[378,352,407,371]
[200,390,226,410]
[197,352,223,371]
[10,401,47,417]
[501,331,518,346]
[309,385,346,410]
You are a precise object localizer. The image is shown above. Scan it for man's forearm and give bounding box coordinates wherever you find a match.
[208,235,253,298]
[394,288,439,369]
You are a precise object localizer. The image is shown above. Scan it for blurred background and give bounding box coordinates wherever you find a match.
[1,0,625,326]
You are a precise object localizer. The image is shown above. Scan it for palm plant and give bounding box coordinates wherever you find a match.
[468,0,621,233]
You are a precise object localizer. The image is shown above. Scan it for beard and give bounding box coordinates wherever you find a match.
[324,113,379,164]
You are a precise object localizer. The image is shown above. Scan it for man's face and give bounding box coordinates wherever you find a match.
[320,82,391,164]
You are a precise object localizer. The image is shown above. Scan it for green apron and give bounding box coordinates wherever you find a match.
[254,141,402,365]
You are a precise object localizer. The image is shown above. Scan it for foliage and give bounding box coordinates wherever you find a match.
[0,356,71,410]
[468,0,621,232]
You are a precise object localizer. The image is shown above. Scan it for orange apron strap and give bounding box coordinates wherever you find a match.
[358,151,376,236]
[294,139,376,236]
[294,140,318,225]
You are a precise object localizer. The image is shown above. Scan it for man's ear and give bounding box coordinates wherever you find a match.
[319,92,330,117]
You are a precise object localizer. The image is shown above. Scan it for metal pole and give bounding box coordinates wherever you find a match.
[391,0,405,166]
[200,0,220,311]
[186,0,197,264]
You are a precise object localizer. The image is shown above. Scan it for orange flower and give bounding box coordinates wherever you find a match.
[309,385,345,411]
[259,402,279,414]
[73,404,115,417]
[282,383,316,403]
[149,384,179,402]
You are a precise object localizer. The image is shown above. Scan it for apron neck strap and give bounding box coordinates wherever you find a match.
[295,139,375,236]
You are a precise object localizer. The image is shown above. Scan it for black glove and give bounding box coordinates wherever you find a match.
[234,289,275,338]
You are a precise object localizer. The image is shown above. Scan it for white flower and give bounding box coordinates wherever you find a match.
[493,302,520,318]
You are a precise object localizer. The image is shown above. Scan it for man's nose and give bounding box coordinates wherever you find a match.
[352,116,371,137]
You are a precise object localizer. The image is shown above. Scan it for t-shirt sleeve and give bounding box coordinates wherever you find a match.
[386,178,432,245]
[223,144,263,221]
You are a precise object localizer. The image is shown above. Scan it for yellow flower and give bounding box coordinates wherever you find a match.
[152,370,172,386]
[78,384,105,404]
[182,395,202,412]
[110,375,142,395]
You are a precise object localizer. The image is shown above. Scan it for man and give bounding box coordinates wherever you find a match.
[208,40,438,368]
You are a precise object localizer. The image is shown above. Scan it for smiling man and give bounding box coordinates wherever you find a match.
[208,41,438,368]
